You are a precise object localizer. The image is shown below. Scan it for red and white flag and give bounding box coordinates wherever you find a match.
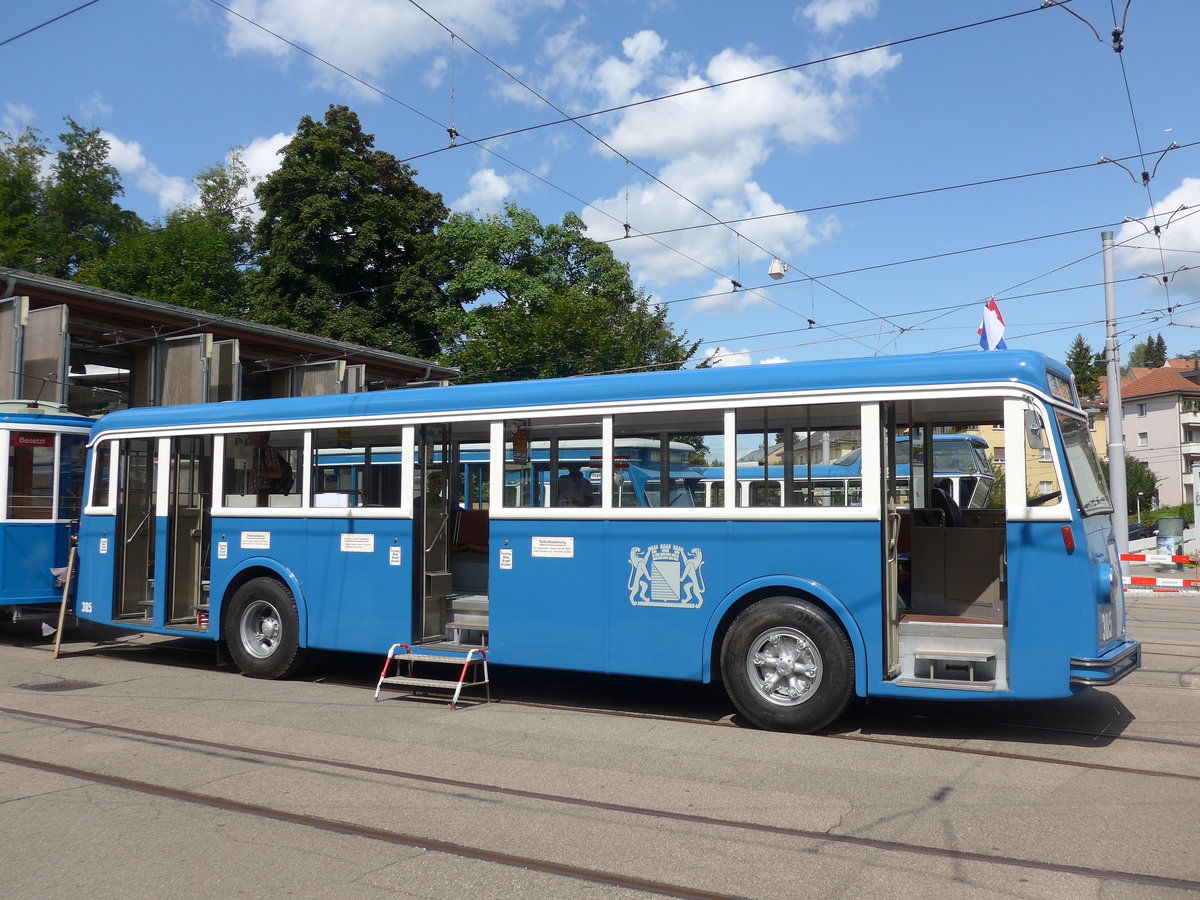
[977,297,1007,350]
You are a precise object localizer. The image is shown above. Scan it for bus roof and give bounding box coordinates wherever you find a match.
[0,400,93,428]
[89,349,1074,438]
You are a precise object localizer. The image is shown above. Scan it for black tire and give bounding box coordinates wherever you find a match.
[720,596,853,732]
[223,577,305,679]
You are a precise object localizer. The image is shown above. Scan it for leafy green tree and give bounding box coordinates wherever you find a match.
[1126,339,1150,370]
[1153,333,1168,366]
[1128,333,1168,370]
[437,204,697,381]
[251,105,451,356]
[0,126,49,268]
[1125,454,1159,519]
[80,151,254,313]
[1065,334,1105,397]
[40,118,142,277]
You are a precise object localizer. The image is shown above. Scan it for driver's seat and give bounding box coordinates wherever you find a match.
[930,478,963,527]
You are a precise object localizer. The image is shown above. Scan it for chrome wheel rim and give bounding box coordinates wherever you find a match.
[239,598,282,659]
[744,626,823,706]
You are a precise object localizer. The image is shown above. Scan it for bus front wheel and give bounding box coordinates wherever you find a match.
[224,577,305,679]
[720,596,853,733]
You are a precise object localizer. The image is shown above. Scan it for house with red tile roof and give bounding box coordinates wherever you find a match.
[1105,360,1200,506]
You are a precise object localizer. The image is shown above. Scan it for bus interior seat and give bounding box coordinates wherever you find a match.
[930,482,962,527]
[451,510,489,553]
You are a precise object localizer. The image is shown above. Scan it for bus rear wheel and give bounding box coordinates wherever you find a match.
[224,577,305,679]
[721,596,853,733]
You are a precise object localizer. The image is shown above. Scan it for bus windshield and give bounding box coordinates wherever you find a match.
[1056,411,1112,516]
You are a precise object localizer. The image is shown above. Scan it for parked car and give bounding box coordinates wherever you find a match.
[1128,523,1158,541]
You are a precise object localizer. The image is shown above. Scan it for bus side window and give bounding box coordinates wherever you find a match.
[609,414,719,510]
[59,433,87,519]
[90,440,113,508]
[223,432,303,508]
[311,425,404,508]
[1024,411,1062,506]
[7,433,55,519]
[734,406,862,508]
[501,419,603,510]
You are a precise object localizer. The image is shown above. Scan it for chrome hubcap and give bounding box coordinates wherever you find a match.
[240,599,281,659]
[746,627,823,706]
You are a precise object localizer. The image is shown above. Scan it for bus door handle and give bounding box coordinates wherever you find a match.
[886,510,900,563]
[425,513,449,553]
[125,511,151,544]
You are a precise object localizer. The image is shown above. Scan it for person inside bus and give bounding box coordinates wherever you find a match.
[249,432,283,507]
[557,463,593,507]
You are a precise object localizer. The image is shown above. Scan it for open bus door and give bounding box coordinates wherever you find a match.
[112,436,212,629]
[167,436,211,627]
[881,404,901,679]
[115,438,156,621]
[415,425,453,642]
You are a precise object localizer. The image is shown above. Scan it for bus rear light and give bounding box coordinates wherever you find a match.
[1061,525,1076,552]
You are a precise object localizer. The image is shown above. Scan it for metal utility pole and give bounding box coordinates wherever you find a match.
[1103,230,1128,564]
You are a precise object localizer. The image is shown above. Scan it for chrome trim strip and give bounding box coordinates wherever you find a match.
[1070,641,1139,668]
[1069,642,1141,685]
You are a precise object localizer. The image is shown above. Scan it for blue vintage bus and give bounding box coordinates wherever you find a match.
[73,350,1138,731]
[0,401,91,617]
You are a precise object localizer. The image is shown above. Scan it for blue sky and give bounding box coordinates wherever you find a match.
[4,0,1199,368]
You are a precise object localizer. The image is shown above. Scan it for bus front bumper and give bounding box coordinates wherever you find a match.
[1069,640,1141,687]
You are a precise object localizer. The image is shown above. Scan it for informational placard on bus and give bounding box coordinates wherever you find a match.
[240,531,271,550]
[339,533,374,553]
[532,536,574,558]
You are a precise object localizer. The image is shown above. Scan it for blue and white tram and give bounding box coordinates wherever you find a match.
[0,401,91,615]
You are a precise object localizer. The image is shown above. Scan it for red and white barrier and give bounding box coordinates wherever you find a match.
[1124,575,1200,592]
[1120,553,1194,565]
[1120,553,1200,592]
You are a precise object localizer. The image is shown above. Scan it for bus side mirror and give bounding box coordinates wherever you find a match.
[1024,410,1045,450]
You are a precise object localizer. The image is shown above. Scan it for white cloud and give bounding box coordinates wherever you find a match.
[102,132,191,212]
[595,30,666,104]
[423,55,449,90]
[703,346,753,367]
[236,131,292,214]
[800,0,880,34]
[81,91,112,121]
[240,132,291,183]
[830,45,901,85]
[221,0,555,90]
[1116,177,1200,300]
[577,40,893,287]
[452,167,524,213]
[759,355,790,364]
[3,102,35,132]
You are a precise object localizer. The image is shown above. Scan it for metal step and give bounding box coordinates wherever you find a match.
[379,675,487,690]
[374,644,490,709]
[892,677,997,692]
[449,593,489,613]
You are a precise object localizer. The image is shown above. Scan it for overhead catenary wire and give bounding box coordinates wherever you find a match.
[14,0,1192,372]
[395,1,1094,342]
[398,0,877,338]
[599,141,1198,247]
[395,1,1078,165]
[201,0,808,336]
[25,0,1179,322]
[0,0,104,50]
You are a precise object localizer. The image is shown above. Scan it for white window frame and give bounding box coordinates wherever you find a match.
[1004,396,1071,522]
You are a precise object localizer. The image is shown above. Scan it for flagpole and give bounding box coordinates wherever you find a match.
[1103,230,1128,567]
